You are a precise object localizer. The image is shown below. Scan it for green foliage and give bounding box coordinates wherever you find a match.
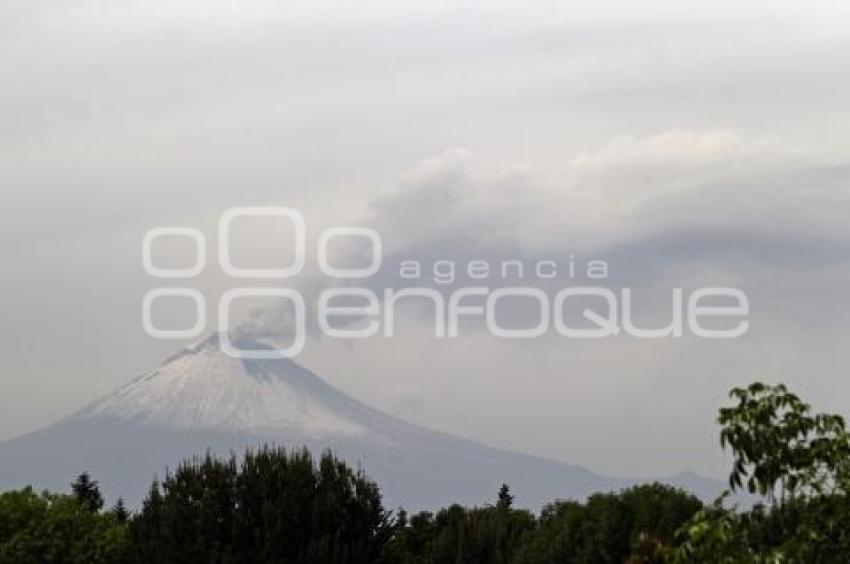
[110,498,130,523]
[719,382,850,502]
[386,494,536,564]
[779,494,850,560]
[667,494,761,564]
[130,446,394,564]
[6,381,850,563]
[670,381,850,562]
[0,486,129,564]
[513,483,702,564]
[72,472,105,512]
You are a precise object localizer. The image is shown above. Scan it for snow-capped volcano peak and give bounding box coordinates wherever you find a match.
[0,333,731,511]
[78,333,367,437]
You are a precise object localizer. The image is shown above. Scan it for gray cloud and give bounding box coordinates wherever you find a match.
[3,1,850,480]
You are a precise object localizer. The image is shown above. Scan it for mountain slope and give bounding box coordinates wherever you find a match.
[0,334,726,510]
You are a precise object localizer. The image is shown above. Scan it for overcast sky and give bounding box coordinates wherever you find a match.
[2,0,850,481]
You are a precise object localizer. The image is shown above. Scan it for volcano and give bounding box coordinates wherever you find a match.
[0,334,724,510]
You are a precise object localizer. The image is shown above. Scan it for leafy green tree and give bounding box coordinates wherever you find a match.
[670,382,850,562]
[719,382,850,503]
[131,446,394,564]
[386,485,536,564]
[0,487,129,564]
[514,483,702,564]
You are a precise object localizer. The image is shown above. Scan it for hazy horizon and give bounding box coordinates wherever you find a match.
[3,0,850,485]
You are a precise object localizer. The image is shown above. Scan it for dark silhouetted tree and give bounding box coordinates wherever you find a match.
[496,484,513,510]
[131,446,394,564]
[111,498,129,524]
[513,483,701,564]
[71,472,104,513]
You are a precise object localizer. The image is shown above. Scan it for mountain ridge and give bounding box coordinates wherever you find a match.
[0,334,730,510]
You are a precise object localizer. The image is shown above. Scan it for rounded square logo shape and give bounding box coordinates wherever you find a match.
[218,287,306,358]
[318,227,383,278]
[219,207,305,278]
[143,288,206,339]
[143,227,206,278]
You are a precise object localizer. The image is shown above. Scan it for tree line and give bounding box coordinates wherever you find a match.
[2,381,850,563]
